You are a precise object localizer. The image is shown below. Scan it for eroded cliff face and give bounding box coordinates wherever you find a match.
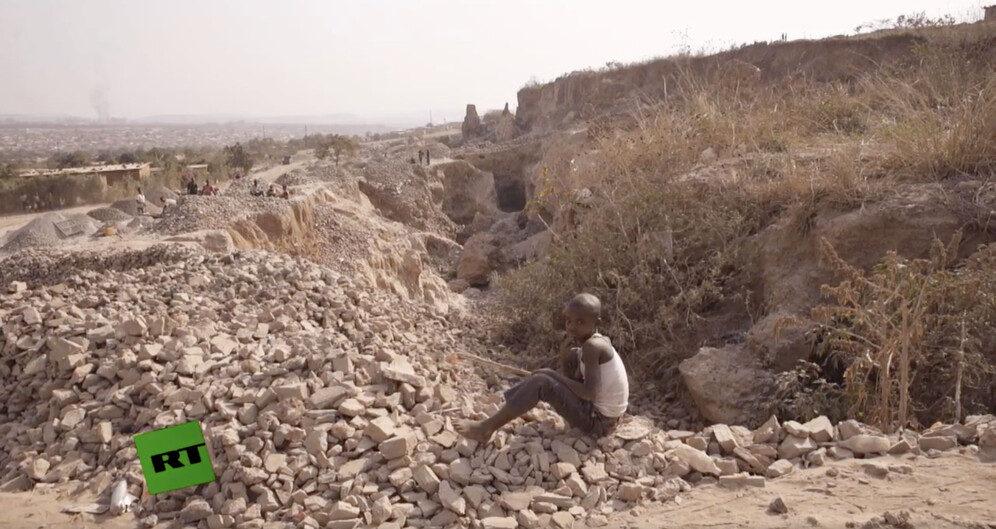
[517,35,926,133]
[225,188,452,315]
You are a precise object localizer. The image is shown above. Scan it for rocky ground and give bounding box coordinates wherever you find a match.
[1,241,994,529]
[0,141,994,529]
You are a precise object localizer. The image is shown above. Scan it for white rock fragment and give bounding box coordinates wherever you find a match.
[109,479,136,515]
[670,444,721,476]
[766,459,795,478]
[481,517,518,529]
[712,424,739,453]
[778,435,817,459]
[803,416,835,443]
[439,481,466,515]
[839,434,890,455]
[380,434,417,459]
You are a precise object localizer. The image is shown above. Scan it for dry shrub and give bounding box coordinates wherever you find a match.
[812,234,996,431]
[497,74,853,378]
[772,361,849,423]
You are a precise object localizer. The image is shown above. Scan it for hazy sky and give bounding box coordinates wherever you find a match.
[0,0,986,122]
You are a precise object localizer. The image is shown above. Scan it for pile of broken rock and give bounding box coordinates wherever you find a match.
[1,245,995,529]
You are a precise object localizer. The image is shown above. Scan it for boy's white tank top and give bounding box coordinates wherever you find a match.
[578,333,629,418]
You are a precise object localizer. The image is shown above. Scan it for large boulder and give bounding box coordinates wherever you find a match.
[504,231,552,266]
[440,161,498,225]
[422,234,462,276]
[679,345,775,426]
[456,233,498,287]
[746,312,817,371]
[744,187,968,316]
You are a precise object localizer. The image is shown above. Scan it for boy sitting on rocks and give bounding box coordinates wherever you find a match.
[458,293,629,443]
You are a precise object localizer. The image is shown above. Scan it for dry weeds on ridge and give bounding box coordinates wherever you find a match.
[498,31,996,427]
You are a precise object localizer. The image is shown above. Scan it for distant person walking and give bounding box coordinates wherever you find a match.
[425,149,430,165]
[418,150,424,164]
[186,178,199,196]
[136,187,147,216]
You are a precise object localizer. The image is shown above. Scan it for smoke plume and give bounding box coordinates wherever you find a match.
[91,85,110,121]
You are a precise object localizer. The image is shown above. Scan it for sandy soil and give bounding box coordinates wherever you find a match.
[610,452,996,529]
[0,452,990,529]
[0,487,137,529]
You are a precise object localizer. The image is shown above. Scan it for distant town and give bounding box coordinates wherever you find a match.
[0,122,391,161]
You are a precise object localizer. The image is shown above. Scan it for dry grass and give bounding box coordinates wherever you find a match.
[501,69,863,373]
[867,41,996,179]
[497,30,996,414]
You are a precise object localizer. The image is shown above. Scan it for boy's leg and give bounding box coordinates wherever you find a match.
[458,373,596,441]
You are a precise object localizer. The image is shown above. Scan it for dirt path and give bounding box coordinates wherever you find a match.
[213,150,314,194]
[612,452,996,529]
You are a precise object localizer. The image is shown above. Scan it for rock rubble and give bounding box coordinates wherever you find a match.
[1,245,994,529]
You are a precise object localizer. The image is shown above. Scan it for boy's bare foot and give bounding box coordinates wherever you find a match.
[456,420,493,443]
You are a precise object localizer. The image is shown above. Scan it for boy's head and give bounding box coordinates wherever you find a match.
[563,293,601,341]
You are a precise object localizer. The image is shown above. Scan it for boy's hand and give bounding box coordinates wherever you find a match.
[557,334,574,361]
[533,367,558,377]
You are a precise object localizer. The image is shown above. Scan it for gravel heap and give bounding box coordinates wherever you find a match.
[358,160,456,236]
[1,245,994,529]
[1,216,62,252]
[1,214,99,254]
[112,198,158,217]
[154,195,291,236]
[306,203,378,273]
[223,178,262,198]
[88,207,134,222]
[146,186,180,206]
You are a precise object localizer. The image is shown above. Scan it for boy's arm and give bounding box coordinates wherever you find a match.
[558,336,582,381]
[539,340,605,402]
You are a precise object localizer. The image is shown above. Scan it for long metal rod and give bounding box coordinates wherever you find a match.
[455,351,531,377]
